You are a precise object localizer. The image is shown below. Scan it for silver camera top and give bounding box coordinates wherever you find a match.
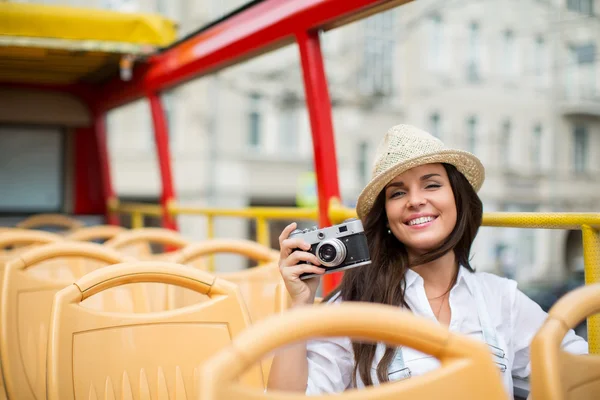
[289,218,364,244]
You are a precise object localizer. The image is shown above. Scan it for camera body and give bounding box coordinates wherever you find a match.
[290,218,371,280]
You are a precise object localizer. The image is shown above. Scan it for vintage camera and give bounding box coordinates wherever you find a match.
[290,218,371,280]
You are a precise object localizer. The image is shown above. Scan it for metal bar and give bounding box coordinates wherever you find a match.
[207,216,215,272]
[95,0,412,111]
[297,29,342,294]
[93,113,119,225]
[115,201,600,232]
[113,202,164,216]
[582,225,600,354]
[131,212,144,229]
[482,213,600,230]
[256,217,271,247]
[174,205,318,220]
[148,92,178,231]
[329,203,600,229]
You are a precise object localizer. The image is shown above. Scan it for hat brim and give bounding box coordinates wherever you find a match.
[356,149,485,220]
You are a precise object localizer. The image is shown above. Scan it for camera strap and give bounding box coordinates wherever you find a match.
[388,275,507,380]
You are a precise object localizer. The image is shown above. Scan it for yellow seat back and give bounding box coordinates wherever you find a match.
[531,283,600,400]
[173,239,280,320]
[105,227,189,259]
[199,302,508,400]
[174,240,282,385]
[0,229,62,257]
[46,261,263,399]
[16,214,84,233]
[66,225,127,242]
[105,228,191,311]
[0,242,127,400]
[0,230,62,400]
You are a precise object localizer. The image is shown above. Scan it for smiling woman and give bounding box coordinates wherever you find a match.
[269,124,588,399]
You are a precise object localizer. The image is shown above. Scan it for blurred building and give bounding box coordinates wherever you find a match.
[57,0,600,282]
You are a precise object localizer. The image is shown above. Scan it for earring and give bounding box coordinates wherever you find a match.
[387,228,391,234]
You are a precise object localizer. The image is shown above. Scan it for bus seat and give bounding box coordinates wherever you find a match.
[0,229,62,257]
[273,280,291,314]
[531,283,600,400]
[105,228,191,311]
[199,302,508,400]
[66,224,127,243]
[0,229,62,400]
[105,227,190,259]
[15,214,84,233]
[0,242,130,400]
[171,239,280,320]
[172,240,287,387]
[46,261,263,399]
[67,226,129,273]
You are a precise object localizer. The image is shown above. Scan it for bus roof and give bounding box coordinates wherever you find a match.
[0,3,177,85]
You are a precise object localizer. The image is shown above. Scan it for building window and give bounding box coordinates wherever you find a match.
[500,119,511,167]
[278,107,298,151]
[573,124,588,173]
[428,14,443,71]
[503,29,517,77]
[467,22,480,82]
[248,93,262,149]
[429,112,441,138]
[360,11,395,96]
[358,141,370,186]
[567,0,594,15]
[466,116,478,154]
[568,43,597,99]
[534,35,546,86]
[532,124,542,168]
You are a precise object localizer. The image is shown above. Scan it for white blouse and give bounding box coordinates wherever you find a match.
[305,266,588,399]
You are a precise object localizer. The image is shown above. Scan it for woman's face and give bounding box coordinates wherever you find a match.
[384,163,457,255]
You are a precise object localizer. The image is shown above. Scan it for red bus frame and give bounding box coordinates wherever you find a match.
[7,0,409,293]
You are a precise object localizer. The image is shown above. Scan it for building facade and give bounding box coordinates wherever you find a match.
[74,0,600,282]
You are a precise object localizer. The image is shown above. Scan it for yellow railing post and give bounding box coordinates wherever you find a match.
[256,217,270,248]
[582,225,600,354]
[207,215,215,272]
[131,212,144,229]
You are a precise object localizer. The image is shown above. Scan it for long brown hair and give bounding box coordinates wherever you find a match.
[323,163,483,386]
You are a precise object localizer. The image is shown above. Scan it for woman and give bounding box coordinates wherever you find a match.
[268,124,588,398]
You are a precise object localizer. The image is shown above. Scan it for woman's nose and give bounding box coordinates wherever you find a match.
[406,190,426,208]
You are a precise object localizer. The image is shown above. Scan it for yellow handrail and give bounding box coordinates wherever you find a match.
[172,205,318,220]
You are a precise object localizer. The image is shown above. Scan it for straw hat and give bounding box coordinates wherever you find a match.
[356,124,485,220]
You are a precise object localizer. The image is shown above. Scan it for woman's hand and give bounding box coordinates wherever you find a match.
[278,222,325,307]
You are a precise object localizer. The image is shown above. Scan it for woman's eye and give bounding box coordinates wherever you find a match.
[390,191,405,198]
[426,184,441,189]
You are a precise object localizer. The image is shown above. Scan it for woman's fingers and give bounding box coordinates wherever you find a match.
[278,222,297,248]
[281,264,325,279]
[280,238,310,255]
[281,249,321,268]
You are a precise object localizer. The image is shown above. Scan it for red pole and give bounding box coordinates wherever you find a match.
[148,92,178,231]
[94,114,119,225]
[297,29,343,295]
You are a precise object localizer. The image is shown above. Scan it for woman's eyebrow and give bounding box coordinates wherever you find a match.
[386,173,442,190]
[386,181,405,189]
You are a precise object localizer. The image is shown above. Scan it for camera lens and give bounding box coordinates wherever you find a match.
[319,244,337,262]
[316,238,346,268]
